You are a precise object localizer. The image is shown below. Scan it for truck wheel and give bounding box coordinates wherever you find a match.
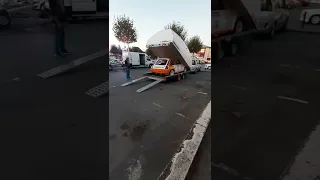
[310,15,320,25]
[169,70,174,76]
[0,10,11,29]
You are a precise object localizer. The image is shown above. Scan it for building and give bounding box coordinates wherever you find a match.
[196,45,211,62]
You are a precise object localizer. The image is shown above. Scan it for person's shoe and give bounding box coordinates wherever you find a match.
[54,53,67,58]
[60,50,72,55]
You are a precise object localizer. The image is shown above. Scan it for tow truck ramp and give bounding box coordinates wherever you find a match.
[85,81,109,98]
[121,72,186,93]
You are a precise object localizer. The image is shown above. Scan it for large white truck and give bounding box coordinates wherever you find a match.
[36,0,108,19]
[212,0,289,62]
[146,29,193,76]
[121,29,193,93]
[122,52,153,68]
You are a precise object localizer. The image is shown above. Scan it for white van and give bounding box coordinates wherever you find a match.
[122,52,150,67]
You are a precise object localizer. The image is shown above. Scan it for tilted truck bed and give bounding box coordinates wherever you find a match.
[146,29,192,69]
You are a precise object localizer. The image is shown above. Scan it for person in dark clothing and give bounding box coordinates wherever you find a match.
[124,57,131,80]
[48,0,71,57]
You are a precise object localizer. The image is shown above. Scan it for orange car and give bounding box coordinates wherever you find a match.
[150,58,186,76]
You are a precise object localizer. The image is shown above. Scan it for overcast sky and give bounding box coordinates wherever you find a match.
[109,0,211,51]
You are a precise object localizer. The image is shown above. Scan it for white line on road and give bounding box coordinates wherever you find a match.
[197,92,208,95]
[157,101,211,180]
[175,113,186,118]
[153,102,163,108]
[277,96,308,104]
[280,64,293,68]
[231,85,246,90]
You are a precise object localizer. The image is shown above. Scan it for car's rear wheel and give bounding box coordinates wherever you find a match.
[310,15,320,25]
[169,70,174,76]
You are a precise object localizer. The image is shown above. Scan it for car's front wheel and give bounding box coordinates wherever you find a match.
[310,15,320,25]
[0,10,11,29]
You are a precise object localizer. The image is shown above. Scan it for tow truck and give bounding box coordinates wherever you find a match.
[121,29,193,93]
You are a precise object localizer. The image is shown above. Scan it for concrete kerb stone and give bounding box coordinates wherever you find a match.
[157,101,211,180]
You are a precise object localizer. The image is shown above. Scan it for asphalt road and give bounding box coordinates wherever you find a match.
[212,32,320,180]
[109,68,211,179]
[0,14,110,179]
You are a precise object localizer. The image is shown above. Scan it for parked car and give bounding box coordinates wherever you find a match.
[204,62,211,70]
[256,9,289,38]
[0,5,11,29]
[190,58,202,73]
[32,0,49,11]
[300,9,320,25]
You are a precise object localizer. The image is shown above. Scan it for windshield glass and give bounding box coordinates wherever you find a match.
[156,59,168,65]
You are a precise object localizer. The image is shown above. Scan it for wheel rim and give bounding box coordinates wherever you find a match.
[0,15,9,26]
[170,70,174,75]
[312,16,320,24]
[235,21,243,33]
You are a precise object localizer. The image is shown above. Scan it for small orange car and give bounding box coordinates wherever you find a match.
[150,58,186,76]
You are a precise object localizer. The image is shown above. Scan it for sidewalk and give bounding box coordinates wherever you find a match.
[287,4,320,33]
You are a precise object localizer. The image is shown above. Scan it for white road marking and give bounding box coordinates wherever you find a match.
[175,113,186,118]
[281,124,320,180]
[280,64,292,68]
[277,96,308,104]
[157,101,211,180]
[231,85,246,90]
[113,86,116,88]
[152,102,163,108]
[127,156,144,180]
[197,92,208,95]
[12,77,20,81]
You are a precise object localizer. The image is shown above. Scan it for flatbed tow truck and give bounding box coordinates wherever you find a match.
[121,29,194,93]
[121,71,189,93]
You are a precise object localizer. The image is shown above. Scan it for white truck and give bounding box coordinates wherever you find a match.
[121,29,193,93]
[35,0,108,19]
[212,0,289,62]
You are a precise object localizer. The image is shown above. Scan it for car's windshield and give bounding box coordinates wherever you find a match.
[156,59,168,65]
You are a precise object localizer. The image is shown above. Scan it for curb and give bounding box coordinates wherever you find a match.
[157,101,211,180]
[287,28,320,34]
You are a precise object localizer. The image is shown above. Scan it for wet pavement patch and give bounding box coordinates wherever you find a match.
[121,120,151,142]
[109,134,117,140]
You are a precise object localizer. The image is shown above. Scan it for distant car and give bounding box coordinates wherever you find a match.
[32,0,50,12]
[300,9,320,25]
[0,5,11,29]
[204,62,211,70]
[190,59,201,73]
[256,9,289,38]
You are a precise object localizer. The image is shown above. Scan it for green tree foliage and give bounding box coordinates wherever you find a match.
[112,15,138,45]
[187,36,203,54]
[165,21,188,41]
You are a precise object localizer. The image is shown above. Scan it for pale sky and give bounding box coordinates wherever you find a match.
[109,0,211,51]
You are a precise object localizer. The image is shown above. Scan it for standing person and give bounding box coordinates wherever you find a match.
[48,0,72,57]
[124,57,131,80]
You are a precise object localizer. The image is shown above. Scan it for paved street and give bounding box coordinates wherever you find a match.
[0,12,109,179]
[109,68,211,179]
[212,32,320,180]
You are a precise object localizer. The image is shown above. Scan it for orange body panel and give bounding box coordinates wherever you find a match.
[150,66,175,76]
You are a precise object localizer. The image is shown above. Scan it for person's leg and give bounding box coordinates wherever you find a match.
[128,69,131,79]
[54,23,61,55]
[60,26,71,54]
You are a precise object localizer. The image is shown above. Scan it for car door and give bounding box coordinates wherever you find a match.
[71,0,96,12]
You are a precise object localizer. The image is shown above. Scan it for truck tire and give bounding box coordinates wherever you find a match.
[0,10,11,29]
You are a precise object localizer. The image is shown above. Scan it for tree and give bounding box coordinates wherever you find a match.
[110,44,118,54]
[129,46,144,53]
[187,36,203,55]
[165,21,188,41]
[112,14,138,47]
[146,48,157,59]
